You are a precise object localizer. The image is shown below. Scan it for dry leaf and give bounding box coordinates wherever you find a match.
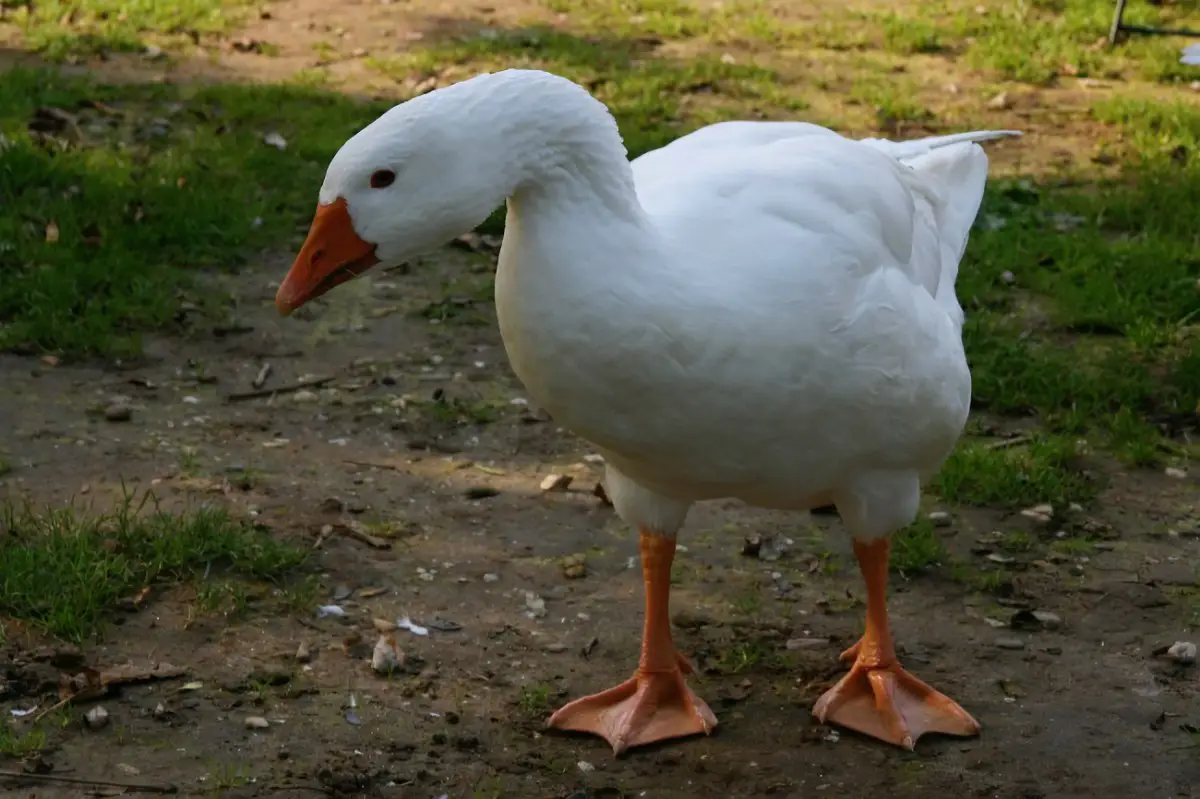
[44,221,59,243]
[99,661,186,687]
[334,520,391,550]
[58,666,103,702]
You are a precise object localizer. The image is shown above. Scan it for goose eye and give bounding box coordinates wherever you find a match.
[369,169,396,189]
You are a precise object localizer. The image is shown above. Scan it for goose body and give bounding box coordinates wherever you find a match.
[276,69,1019,753]
[497,121,995,533]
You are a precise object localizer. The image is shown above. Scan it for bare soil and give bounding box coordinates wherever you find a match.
[2,245,1197,798]
[2,1,1199,798]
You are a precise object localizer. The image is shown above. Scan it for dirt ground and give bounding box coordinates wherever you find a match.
[2,1,1200,798]
[1,247,1197,798]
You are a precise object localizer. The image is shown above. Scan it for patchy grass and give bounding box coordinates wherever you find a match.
[934,437,1097,508]
[0,0,1196,510]
[957,1,1195,85]
[367,1,1199,478]
[0,67,387,356]
[1,0,252,60]
[368,25,805,163]
[714,640,770,674]
[0,492,308,642]
[517,683,553,717]
[866,0,1196,85]
[891,518,948,573]
[0,719,46,758]
[946,96,1200,478]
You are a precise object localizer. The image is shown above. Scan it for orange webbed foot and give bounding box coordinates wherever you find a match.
[547,652,717,755]
[813,659,980,750]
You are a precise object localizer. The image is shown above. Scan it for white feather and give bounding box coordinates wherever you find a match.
[322,69,1020,543]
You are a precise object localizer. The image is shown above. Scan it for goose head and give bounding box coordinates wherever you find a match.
[274,75,525,316]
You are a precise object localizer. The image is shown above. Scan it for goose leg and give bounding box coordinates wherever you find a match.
[813,537,981,749]
[548,529,716,754]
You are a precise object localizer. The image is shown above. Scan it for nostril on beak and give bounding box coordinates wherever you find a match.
[310,248,326,267]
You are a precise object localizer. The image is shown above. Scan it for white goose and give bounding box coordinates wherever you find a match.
[276,69,1018,754]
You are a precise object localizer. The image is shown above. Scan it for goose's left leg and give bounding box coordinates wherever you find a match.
[813,536,981,749]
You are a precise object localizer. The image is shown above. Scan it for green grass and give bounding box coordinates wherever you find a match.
[363,3,1200,492]
[534,0,1196,86]
[0,720,46,757]
[3,0,252,60]
[368,25,805,161]
[870,0,1196,85]
[0,0,1196,512]
[0,491,308,642]
[891,518,948,573]
[517,683,553,717]
[934,437,1097,508]
[0,67,388,356]
[938,95,1200,487]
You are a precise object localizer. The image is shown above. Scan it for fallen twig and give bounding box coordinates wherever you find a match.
[987,435,1032,451]
[334,521,391,550]
[344,458,406,472]
[296,616,324,632]
[225,375,334,402]
[32,696,71,724]
[0,770,177,794]
[251,362,273,389]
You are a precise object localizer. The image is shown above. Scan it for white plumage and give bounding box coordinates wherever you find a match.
[278,69,1019,753]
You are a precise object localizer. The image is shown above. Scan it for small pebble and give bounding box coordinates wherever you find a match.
[373,617,399,633]
[1167,641,1196,665]
[927,511,952,527]
[1011,609,1062,631]
[561,554,586,579]
[786,637,830,650]
[524,591,547,619]
[244,716,270,729]
[540,473,573,492]
[1032,610,1062,630]
[295,642,312,663]
[996,637,1026,650]
[103,403,133,422]
[85,705,110,729]
[545,643,568,653]
[1020,504,1053,523]
[371,635,402,674]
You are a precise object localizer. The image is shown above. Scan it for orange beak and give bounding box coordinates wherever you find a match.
[275,197,380,316]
